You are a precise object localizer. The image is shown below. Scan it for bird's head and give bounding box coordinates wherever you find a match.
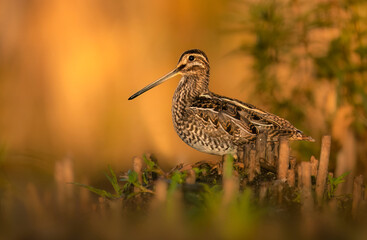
[128,49,210,100]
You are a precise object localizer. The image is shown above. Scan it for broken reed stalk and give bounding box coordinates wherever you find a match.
[300,161,316,239]
[316,135,331,206]
[278,136,290,181]
[352,175,364,219]
[133,156,143,193]
[297,165,302,189]
[259,182,269,205]
[256,132,267,166]
[265,143,275,169]
[133,156,143,184]
[185,169,196,184]
[248,149,257,182]
[287,157,296,187]
[310,156,319,177]
[301,162,314,214]
[287,169,295,187]
[277,184,284,205]
[153,179,167,205]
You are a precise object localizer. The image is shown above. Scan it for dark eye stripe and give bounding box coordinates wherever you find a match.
[177,64,186,70]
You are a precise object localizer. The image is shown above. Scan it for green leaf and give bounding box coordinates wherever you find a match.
[143,154,156,169]
[106,165,122,196]
[327,171,350,199]
[192,167,203,176]
[142,172,148,185]
[70,182,115,199]
[128,170,138,184]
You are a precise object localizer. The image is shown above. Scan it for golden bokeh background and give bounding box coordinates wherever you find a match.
[0,0,250,175]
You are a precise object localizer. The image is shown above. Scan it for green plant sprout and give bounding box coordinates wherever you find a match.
[71,165,123,199]
[327,171,350,199]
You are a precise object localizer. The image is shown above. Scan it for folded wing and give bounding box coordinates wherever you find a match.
[188,94,309,144]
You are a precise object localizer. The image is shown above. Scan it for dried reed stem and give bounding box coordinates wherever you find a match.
[277,183,284,204]
[266,143,275,168]
[297,164,302,189]
[300,161,316,238]
[278,136,290,181]
[133,156,143,184]
[242,144,251,169]
[289,157,296,170]
[287,157,296,187]
[310,156,319,177]
[259,182,269,205]
[256,132,267,165]
[301,162,313,213]
[153,179,167,206]
[287,169,295,187]
[133,156,143,193]
[248,149,258,181]
[149,179,169,216]
[352,175,364,219]
[185,169,196,184]
[316,135,331,206]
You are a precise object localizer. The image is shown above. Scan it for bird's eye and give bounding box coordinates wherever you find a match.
[188,55,195,61]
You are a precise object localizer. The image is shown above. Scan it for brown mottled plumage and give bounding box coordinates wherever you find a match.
[129,49,314,155]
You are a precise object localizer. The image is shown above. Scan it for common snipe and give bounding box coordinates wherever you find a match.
[129,49,314,155]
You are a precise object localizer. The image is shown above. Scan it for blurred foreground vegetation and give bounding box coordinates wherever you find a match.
[1,153,367,240]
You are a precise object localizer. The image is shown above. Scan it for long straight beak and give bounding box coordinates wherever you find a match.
[128,68,180,100]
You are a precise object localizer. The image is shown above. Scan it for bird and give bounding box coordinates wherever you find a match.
[128,49,314,156]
